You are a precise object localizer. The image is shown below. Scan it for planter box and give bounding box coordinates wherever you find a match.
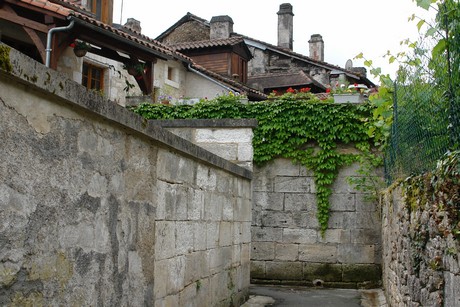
[333,93,364,104]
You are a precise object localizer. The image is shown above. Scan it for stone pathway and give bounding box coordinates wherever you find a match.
[242,285,388,307]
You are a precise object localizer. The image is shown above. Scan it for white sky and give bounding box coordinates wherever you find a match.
[113,0,435,84]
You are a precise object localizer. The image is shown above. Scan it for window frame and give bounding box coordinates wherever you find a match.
[82,62,105,92]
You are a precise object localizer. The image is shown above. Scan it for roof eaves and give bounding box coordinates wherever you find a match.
[68,12,193,64]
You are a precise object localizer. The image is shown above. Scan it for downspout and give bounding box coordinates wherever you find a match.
[187,64,237,94]
[45,20,75,67]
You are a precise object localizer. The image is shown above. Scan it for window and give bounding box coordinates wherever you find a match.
[82,62,104,91]
[165,66,179,88]
[167,67,174,81]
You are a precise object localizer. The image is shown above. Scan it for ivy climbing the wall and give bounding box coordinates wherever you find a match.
[130,92,380,234]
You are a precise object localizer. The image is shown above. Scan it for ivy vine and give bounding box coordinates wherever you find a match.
[130,93,379,234]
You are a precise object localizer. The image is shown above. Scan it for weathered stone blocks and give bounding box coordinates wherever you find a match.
[251,158,382,287]
[0,48,253,306]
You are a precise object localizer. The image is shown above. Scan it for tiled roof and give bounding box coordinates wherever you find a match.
[248,71,325,91]
[168,37,246,51]
[156,12,210,41]
[154,11,372,84]
[19,0,71,16]
[11,0,266,98]
[69,11,192,62]
[249,71,312,88]
[239,34,365,79]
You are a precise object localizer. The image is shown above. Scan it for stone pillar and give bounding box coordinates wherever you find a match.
[124,18,142,33]
[210,15,234,40]
[309,34,324,62]
[277,3,294,50]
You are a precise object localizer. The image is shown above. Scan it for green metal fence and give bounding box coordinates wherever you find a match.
[384,5,460,183]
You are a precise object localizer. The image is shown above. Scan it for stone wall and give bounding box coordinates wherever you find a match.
[149,119,257,171]
[382,185,460,307]
[251,158,382,288]
[0,46,252,306]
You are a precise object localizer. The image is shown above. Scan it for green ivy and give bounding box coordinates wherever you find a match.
[130,94,379,234]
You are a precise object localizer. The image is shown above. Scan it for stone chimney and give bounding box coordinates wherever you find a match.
[309,34,324,61]
[124,18,141,33]
[277,3,294,50]
[210,15,234,40]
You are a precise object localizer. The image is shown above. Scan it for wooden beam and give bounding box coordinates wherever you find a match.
[23,27,46,63]
[77,31,161,63]
[2,4,47,63]
[0,6,49,33]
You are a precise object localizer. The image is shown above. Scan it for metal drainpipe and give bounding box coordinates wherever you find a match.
[187,64,237,95]
[45,20,75,67]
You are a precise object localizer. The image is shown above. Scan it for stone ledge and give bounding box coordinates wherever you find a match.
[150,118,258,128]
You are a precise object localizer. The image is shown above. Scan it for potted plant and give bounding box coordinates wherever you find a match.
[158,94,172,104]
[70,40,91,57]
[123,62,145,77]
[330,83,368,104]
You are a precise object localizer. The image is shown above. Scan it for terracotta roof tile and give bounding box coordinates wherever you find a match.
[168,37,245,51]
[19,0,71,16]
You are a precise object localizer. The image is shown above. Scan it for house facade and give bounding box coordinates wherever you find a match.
[156,3,375,95]
[0,0,265,106]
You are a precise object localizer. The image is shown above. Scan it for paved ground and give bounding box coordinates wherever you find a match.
[242,285,388,307]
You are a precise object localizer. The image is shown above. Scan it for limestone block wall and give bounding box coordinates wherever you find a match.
[0,46,252,306]
[251,158,382,288]
[150,119,257,171]
[382,186,460,307]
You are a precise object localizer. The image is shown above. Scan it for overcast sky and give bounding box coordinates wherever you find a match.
[112,0,435,83]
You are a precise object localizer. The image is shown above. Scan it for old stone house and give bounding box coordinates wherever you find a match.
[156,3,375,95]
[0,0,266,105]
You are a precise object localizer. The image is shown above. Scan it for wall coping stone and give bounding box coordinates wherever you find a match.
[0,44,252,179]
[150,119,258,129]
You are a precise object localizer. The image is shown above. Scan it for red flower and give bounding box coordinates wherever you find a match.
[69,42,76,48]
[286,87,296,93]
[300,87,311,93]
[326,88,331,93]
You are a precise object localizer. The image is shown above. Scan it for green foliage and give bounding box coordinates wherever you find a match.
[131,93,379,234]
[0,45,12,73]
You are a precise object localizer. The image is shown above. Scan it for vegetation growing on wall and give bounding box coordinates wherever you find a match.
[0,45,13,73]
[397,151,460,305]
[130,92,381,233]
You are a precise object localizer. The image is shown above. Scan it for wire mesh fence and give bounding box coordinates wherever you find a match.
[384,5,460,183]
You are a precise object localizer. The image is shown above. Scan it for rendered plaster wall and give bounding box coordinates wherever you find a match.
[251,158,382,288]
[57,48,142,106]
[381,186,460,307]
[0,46,252,307]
